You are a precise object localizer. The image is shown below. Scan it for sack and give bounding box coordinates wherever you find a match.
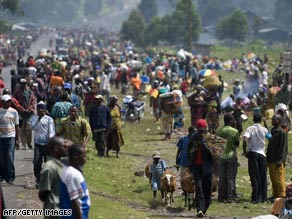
[159,92,182,114]
[204,133,226,159]
[203,76,221,90]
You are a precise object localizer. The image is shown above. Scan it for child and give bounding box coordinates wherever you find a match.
[149,151,167,200]
[279,184,292,218]
[180,78,188,97]
[173,108,184,133]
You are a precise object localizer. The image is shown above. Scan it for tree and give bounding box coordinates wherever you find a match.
[144,16,163,45]
[216,9,248,41]
[120,10,145,47]
[198,0,236,25]
[274,0,292,25]
[1,0,21,14]
[173,0,201,50]
[138,0,157,23]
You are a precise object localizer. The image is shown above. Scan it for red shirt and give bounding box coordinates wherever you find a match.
[194,145,202,166]
[180,81,188,92]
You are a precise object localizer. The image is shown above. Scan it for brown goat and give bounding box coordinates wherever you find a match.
[144,162,151,183]
[180,169,195,210]
[160,169,176,206]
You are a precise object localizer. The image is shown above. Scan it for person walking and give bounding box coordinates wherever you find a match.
[243,114,269,203]
[59,144,90,219]
[31,102,55,186]
[100,71,111,104]
[0,95,20,184]
[51,92,73,132]
[130,73,141,99]
[57,106,90,149]
[63,83,81,112]
[176,126,195,179]
[149,151,167,200]
[188,119,213,218]
[38,136,68,218]
[216,113,240,203]
[89,95,111,157]
[267,114,288,202]
[13,78,36,149]
[106,95,124,158]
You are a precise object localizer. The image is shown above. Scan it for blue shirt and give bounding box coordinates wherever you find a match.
[59,166,90,219]
[141,75,150,84]
[89,104,111,132]
[31,115,55,145]
[70,93,81,109]
[176,135,191,167]
[150,160,167,187]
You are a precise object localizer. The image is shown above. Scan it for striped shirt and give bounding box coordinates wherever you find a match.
[150,160,167,186]
[0,107,19,138]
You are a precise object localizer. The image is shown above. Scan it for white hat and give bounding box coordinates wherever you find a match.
[20,78,27,83]
[1,94,11,102]
[94,94,103,100]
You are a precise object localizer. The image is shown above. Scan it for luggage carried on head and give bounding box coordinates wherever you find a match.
[159,90,182,114]
[203,75,221,90]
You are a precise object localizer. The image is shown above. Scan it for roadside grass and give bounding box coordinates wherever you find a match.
[83,45,291,218]
[211,41,283,65]
[89,194,148,219]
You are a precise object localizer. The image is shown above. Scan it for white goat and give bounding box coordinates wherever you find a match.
[160,169,177,206]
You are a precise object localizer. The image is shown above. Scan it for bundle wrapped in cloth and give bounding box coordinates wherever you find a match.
[204,133,226,159]
[203,75,221,90]
[159,90,183,114]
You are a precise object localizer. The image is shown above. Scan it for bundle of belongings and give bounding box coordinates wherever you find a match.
[203,75,221,90]
[159,90,183,114]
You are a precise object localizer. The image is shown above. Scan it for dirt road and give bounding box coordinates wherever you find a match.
[1,33,53,219]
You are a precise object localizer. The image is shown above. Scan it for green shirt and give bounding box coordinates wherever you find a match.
[58,116,90,144]
[39,156,63,218]
[216,125,239,160]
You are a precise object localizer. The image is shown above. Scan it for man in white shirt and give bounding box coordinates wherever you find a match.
[243,113,270,203]
[261,70,268,86]
[31,101,55,186]
[0,94,20,184]
[100,71,111,104]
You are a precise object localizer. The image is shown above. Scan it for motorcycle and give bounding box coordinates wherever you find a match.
[121,95,145,123]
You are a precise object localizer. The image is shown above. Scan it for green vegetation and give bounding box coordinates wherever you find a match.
[120,10,145,47]
[198,0,236,26]
[216,10,248,41]
[1,0,21,15]
[121,0,201,50]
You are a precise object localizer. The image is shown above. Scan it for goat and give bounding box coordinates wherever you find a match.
[160,169,177,206]
[180,169,218,210]
[144,162,151,184]
[180,169,195,210]
[212,173,219,196]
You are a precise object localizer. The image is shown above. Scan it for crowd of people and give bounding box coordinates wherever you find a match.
[0,25,291,219]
